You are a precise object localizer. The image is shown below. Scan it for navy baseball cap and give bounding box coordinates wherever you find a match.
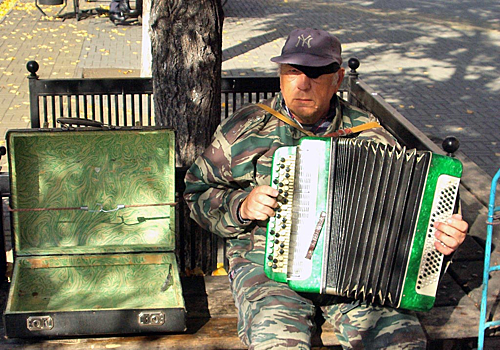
[271,28,342,67]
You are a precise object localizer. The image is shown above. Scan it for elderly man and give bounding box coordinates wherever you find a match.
[184,28,468,349]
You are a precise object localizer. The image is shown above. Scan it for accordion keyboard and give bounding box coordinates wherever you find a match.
[266,148,297,275]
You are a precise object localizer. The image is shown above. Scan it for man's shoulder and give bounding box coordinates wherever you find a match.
[338,98,399,147]
[220,98,276,144]
[339,98,377,127]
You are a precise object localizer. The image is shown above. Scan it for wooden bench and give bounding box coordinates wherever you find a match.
[0,59,496,349]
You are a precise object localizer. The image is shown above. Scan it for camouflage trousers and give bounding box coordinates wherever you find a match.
[230,262,427,350]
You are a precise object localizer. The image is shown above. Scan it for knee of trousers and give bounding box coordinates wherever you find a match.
[323,302,427,349]
[230,264,316,348]
[238,293,315,349]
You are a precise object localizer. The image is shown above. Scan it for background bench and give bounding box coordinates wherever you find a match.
[26,60,282,129]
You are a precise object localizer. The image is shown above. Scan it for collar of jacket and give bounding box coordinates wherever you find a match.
[272,93,344,138]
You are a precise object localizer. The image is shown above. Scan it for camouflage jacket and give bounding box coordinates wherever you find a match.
[184,93,398,270]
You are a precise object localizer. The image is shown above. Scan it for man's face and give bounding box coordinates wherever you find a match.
[280,64,345,125]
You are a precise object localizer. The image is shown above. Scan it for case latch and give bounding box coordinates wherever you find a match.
[27,316,54,331]
[138,311,165,326]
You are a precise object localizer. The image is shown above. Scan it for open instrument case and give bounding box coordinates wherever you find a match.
[2,127,186,338]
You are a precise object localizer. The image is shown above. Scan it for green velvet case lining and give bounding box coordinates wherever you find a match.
[7,129,176,256]
[7,253,184,312]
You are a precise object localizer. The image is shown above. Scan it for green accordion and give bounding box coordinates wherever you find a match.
[264,137,462,311]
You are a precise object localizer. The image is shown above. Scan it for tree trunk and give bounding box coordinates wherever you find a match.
[150,0,223,168]
[149,0,224,274]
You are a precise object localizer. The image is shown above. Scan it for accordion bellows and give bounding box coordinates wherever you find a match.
[265,137,462,311]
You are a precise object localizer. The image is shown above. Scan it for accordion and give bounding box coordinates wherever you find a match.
[264,137,462,311]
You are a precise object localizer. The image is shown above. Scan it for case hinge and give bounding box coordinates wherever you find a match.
[27,316,54,331]
[138,311,165,326]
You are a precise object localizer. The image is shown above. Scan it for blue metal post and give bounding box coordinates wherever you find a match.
[478,168,500,349]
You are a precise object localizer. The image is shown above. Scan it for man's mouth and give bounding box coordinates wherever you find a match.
[294,98,313,103]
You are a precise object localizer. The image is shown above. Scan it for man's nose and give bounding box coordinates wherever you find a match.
[296,73,312,90]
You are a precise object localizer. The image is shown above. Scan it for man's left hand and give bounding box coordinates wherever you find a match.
[434,214,468,255]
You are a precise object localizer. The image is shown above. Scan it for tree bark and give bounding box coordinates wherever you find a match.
[150,0,223,168]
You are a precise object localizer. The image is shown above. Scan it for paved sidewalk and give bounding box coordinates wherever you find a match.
[0,0,499,180]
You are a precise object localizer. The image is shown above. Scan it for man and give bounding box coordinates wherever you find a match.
[108,0,141,24]
[184,28,468,349]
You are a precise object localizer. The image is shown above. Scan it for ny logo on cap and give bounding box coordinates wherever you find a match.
[295,34,313,48]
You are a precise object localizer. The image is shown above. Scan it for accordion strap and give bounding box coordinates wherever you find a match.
[257,103,315,136]
[256,103,381,138]
[323,121,382,138]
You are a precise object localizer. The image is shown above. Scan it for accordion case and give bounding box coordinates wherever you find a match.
[3,128,186,338]
[265,137,463,311]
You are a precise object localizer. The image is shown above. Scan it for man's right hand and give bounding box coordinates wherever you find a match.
[239,185,279,221]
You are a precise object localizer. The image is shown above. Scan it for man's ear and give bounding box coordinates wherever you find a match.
[335,68,345,91]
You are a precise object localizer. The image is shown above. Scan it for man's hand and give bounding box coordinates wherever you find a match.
[239,185,279,221]
[434,214,468,255]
